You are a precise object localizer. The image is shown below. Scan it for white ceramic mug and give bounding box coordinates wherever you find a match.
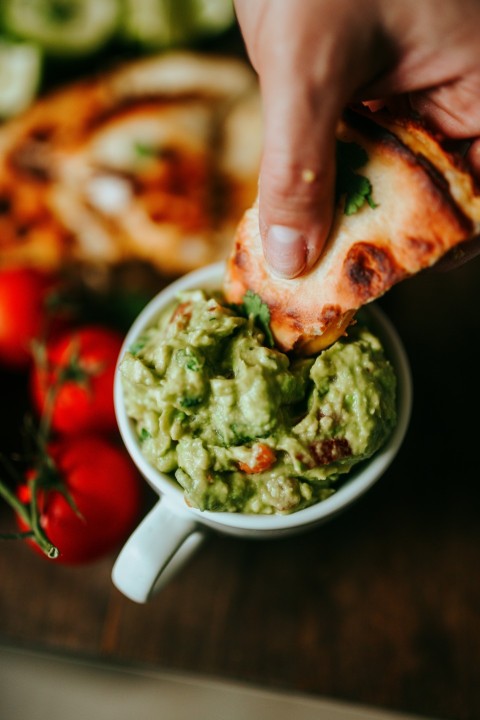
[112,262,413,602]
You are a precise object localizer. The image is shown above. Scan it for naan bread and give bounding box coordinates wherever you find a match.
[224,108,480,353]
[0,52,261,274]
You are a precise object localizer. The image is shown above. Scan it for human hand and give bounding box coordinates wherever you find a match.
[234,0,480,277]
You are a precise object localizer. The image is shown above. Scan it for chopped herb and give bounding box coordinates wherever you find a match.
[185,356,200,371]
[176,348,201,371]
[134,142,173,161]
[129,336,148,355]
[335,140,378,215]
[230,424,254,444]
[140,428,151,442]
[134,141,157,158]
[241,291,274,347]
[180,396,203,408]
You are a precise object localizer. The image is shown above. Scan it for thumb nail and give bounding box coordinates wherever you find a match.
[264,225,307,279]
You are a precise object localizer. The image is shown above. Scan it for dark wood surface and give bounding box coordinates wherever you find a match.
[1,256,480,720]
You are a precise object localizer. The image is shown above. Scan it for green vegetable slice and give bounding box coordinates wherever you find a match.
[121,0,235,49]
[0,39,42,117]
[191,0,235,33]
[2,0,120,56]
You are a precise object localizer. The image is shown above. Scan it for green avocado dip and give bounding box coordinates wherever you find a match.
[120,289,397,515]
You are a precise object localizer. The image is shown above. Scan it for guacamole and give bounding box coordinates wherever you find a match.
[120,289,397,514]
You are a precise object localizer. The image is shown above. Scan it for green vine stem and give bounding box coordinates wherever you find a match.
[0,469,59,558]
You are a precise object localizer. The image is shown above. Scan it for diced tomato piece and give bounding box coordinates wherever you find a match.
[238,443,276,474]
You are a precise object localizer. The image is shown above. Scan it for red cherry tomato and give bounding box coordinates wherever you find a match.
[31,325,123,435]
[0,267,53,369]
[17,435,142,564]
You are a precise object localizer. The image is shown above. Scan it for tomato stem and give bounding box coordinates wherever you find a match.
[0,335,87,561]
[38,370,58,444]
[0,457,60,560]
[28,471,59,559]
[0,472,31,526]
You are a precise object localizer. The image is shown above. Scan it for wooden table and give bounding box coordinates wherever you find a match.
[1,256,480,720]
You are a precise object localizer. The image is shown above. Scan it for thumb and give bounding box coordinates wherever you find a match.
[236,0,385,279]
[258,81,339,278]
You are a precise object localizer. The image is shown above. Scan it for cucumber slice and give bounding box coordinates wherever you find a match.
[0,39,42,117]
[2,0,120,56]
[121,0,234,49]
[191,0,235,34]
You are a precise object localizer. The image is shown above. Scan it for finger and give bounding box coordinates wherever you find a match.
[258,79,338,278]
[409,72,480,138]
[434,234,480,271]
[235,0,385,279]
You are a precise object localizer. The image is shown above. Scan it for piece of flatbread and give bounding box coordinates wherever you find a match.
[224,108,480,353]
[0,52,261,275]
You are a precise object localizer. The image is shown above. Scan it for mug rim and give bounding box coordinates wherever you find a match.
[114,261,412,532]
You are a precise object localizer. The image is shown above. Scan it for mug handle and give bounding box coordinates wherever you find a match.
[111,500,205,603]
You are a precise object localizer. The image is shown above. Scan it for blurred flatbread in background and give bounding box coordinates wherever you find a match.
[0,51,261,277]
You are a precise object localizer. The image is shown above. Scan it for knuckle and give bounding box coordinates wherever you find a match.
[260,157,331,220]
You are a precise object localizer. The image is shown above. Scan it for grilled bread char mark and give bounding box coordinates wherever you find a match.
[224,108,480,354]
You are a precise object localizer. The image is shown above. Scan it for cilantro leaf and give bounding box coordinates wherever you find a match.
[140,428,151,442]
[242,291,275,347]
[134,141,157,158]
[335,140,378,216]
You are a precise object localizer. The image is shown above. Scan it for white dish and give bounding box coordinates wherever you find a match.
[112,262,412,601]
